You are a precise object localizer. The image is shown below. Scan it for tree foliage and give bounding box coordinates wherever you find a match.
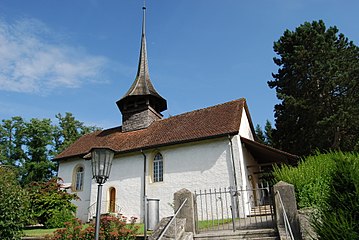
[0,117,26,167]
[22,118,56,185]
[26,177,79,228]
[54,112,100,154]
[0,166,30,239]
[0,113,99,184]
[255,120,273,146]
[268,20,359,156]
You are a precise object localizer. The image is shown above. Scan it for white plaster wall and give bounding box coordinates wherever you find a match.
[90,153,143,220]
[57,158,92,222]
[238,107,261,189]
[85,138,234,222]
[239,109,254,140]
[58,108,259,223]
[235,108,258,216]
[241,146,260,209]
[230,135,248,217]
[146,138,234,220]
[237,106,257,190]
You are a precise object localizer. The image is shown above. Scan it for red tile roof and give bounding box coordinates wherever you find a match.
[55,98,248,161]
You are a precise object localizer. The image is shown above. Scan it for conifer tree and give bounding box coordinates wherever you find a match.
[268,20,359,156]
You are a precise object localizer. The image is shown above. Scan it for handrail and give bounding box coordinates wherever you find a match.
[275,191,295,240]
[88,201,121,221]
[158,198,188,240]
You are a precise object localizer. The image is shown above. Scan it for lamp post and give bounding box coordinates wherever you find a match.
[91,148,115,240]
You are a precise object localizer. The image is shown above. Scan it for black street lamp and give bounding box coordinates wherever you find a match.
[91,148,115,240]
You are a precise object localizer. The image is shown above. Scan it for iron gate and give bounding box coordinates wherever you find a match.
[194,183,275,233]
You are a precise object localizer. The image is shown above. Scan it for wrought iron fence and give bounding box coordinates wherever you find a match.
[194,183,275,233]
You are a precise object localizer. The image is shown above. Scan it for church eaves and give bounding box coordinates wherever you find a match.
[55,98,247,160]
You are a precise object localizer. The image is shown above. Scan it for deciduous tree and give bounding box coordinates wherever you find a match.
[0,166,30,239]
[0,117,26,167]
[22,118,56,185]
[26,177,78,228]
[0,113,99,184]
[54,112,100,154]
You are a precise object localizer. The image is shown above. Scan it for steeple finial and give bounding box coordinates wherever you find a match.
[142,1,146,36]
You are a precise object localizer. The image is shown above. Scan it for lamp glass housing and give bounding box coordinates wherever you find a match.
[91,148,114,184]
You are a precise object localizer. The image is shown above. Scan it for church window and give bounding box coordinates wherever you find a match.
[153,153,163,182]
[73,166,84,191]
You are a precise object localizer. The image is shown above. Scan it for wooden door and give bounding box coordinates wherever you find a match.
[109,187,116,212]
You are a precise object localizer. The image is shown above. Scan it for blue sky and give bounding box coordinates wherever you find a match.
[0,0,358,129]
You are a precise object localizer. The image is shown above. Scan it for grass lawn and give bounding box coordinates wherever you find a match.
[23,219,234,237]
[197,218,233,230]
[23,228,57,237]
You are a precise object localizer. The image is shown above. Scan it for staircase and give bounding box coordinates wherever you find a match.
[149,217,194,240]
[248,205,273,217]
[150,217,279,240]
[194,228,279,239]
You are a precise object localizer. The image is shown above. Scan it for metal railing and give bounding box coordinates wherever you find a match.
[194,185,275,233]
[158,198,188,240]
[275,191,295,240]
[88,201,121,221]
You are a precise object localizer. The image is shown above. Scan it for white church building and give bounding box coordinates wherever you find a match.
[55,7,297,223]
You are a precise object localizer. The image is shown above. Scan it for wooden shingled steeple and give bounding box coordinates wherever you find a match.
[116,6,167,132]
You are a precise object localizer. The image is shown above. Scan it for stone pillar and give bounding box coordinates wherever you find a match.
[273,181,301,240]
[173,188,196,233]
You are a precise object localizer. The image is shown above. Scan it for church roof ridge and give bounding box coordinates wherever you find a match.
[54,98,247,161]
[164,98,247,119]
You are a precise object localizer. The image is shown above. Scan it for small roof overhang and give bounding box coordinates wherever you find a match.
[240,137,299,166]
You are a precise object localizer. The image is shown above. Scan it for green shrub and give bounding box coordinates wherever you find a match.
[312,154,359,239]
[26,177,78,228]
[274,151,359,239]
[273,151,337,208]
[50,215,139,240]
[45,208,75,229]
[0,166,30,240]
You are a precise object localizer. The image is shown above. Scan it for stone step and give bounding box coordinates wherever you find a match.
[194,228,278,240]
[149,217,190,240]
[250,205,273,215]
[180,232,194,240]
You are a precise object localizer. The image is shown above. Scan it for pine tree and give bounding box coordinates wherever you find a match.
[268,20,359,156]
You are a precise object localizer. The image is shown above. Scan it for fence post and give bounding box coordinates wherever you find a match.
[174,188,196,233]
[273,181,301,239]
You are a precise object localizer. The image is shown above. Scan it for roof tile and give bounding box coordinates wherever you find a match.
[55,98,246,160]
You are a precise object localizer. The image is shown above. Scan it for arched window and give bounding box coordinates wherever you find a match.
[153,153,163,182]
[74,166,84,191]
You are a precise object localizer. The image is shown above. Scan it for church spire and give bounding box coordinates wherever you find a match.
[117,4,167,132]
